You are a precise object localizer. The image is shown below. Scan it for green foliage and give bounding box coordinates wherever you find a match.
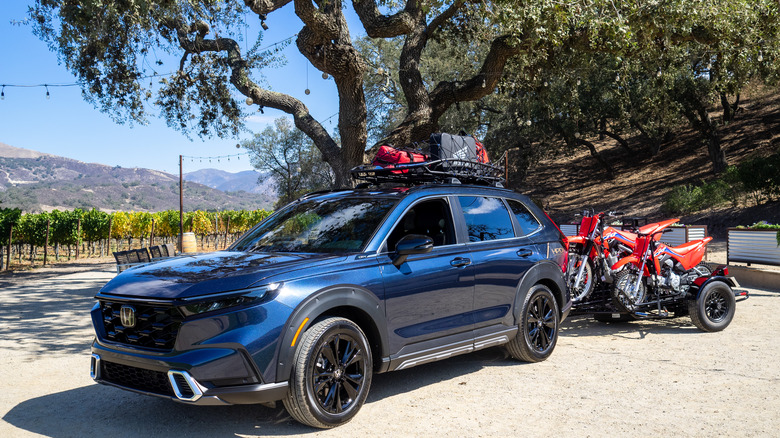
[735,152,780,204]
[242,118,333,206]
[17,212,50,247]
[49,209,82,246]
[82,209,111,242]
[0,208,22,246]
[662,180,731,215]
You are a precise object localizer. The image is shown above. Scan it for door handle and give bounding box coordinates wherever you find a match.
[450,257,472,267]
[516,249,533,258]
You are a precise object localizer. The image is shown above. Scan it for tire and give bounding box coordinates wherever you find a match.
[592,312,636,323]
[283,317,373,428]
[568,253,595,302]
[688,281,736,332]
[506,284,560,363]
[611,268,646,313]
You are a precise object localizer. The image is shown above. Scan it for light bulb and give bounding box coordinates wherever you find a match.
[322,72,329,80]
[305,88,310,95]
[246,97,253,105]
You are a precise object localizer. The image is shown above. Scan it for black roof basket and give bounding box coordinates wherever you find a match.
[351,159,505,187]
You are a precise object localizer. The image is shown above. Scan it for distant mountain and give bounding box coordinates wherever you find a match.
[0,143,276,212]
[184,168,276,194]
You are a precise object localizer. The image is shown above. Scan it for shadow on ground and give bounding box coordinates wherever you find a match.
[0,271,112,356]
[3,347,518,437]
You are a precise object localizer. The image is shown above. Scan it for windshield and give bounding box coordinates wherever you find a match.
[231,197,397,254]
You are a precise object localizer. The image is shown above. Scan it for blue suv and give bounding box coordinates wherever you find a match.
[90,183,571,428]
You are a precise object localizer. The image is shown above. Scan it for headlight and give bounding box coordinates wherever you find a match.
[179,283,281,316]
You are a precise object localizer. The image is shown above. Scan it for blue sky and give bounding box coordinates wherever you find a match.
[0,2,360,175]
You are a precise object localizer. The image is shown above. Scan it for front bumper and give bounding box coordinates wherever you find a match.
[90,347,288,405]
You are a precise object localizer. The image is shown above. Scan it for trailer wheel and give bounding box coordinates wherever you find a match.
[688,281,735,332]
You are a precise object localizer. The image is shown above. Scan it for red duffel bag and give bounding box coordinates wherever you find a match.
[372,145,427,173]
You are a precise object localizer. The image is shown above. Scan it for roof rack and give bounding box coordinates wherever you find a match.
[351,159,505,187]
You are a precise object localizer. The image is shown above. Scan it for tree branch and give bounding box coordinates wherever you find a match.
[426,0,464,36]
[244,0,293,15]
[165,17,344,180]
[429,35,521,119]
[353,0,418,38]
[293,0,341,41]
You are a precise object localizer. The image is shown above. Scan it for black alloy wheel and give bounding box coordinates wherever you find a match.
[506,284,560,362]
[311,332,366,414]
[284,317,373,428]
[688,281,736,332]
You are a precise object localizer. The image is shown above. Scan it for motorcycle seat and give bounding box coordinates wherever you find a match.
[668,236,713,255]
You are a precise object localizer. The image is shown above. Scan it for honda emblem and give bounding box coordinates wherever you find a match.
[120,305,136,328]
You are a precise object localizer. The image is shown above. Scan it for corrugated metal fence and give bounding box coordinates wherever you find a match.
[728,229,780,267]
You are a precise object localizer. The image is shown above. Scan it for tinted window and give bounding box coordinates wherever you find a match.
[458,196,515,242]
[506,199,542,236]
[387,198,456,250]
[232,197,396,253]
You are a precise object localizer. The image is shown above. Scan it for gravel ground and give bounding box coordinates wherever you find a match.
[0,265,778,437]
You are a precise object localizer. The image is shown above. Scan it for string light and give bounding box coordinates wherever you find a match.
[1,85,4,100]
[183,152,251,162]
[45,85,50,99]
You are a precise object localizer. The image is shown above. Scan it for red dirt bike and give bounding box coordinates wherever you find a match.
[566,210,644,303]
[608,219,743,331]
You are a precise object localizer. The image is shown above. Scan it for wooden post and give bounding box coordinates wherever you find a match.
[215,213,220,250]
[150,218,156,247]
[5,225,12,271]
[179,154,184,241]
[76,217,81,260]
[44,219,51,267]
[225,217,230,249]
[107,217,113,255]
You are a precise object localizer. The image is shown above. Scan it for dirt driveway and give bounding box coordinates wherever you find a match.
[1,266,778,437]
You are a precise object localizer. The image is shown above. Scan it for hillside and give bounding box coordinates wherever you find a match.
[183,168,276,194]
[515,89,780,237]
[0,143,276,212]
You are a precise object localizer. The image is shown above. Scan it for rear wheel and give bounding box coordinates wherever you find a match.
[283,317,373,428]
[506,285,560,362]
[688,281,736,332]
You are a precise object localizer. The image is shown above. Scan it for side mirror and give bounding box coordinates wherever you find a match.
[392,234,434,267]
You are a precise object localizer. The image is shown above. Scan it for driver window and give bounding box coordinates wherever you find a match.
[387,199,456,251]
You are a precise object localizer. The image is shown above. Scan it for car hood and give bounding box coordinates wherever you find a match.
[99,251,344,300]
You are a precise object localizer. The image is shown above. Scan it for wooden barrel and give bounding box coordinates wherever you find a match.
[179,232,197,254]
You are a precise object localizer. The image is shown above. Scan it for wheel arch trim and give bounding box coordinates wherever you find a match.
[689,276,737,299]
[274,285,388,383]
[512,260,568,323]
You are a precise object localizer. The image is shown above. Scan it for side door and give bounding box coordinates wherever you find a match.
[378,197,475,356]
[455,196,545,333]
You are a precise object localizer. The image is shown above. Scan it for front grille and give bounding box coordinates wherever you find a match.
[102,361,173,396]
[100,301,183,350]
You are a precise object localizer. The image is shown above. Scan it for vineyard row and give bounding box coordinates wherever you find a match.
[0,208,272,270]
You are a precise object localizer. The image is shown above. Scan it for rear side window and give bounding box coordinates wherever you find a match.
[506,199,542,236]
[458,196,514,242]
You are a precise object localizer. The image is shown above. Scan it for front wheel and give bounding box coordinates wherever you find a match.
[506,284,560,362]
[688,281,736,332]
[611,268,647,313]
[567,253,595,302]
[283,317,373,428]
